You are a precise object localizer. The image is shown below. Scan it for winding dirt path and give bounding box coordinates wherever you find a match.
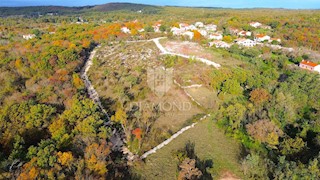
[80,46,136,160]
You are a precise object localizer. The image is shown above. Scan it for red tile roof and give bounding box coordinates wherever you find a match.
[300,60,318,67]
[255,34,266,38]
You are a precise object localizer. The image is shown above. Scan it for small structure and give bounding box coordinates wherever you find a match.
[23,34,36,40]
[204,24,217,32]
[255,34,271,42]
[138,28,145,33]
[299,60,320,73]
[208,33,223,40]
[249,22,262,28]
[171,27,185,36]
[182,31,194,40]
[269,38,281,43]
[209,40,232,48]
[239,31,252,37]
[179,23,190,30]
[195,22,204,28]
[153,22,162,32]
[236,38,256,47]
[229,28,240,35]
[121,27,131,34]
[198,29,208,37]
[261,25,272,29]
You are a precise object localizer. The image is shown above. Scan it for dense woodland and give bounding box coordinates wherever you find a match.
[0,3,319,179]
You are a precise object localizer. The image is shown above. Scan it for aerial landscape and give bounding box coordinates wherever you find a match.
[0,0,319,179]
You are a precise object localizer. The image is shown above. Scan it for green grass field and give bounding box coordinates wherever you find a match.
[131,118,244,179]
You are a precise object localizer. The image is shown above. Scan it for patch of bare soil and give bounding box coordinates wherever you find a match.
[164,40,214,60]
[219,171,241,180]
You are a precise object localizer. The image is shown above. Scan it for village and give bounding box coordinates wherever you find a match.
[118,20,320,74]
[20,18,320,74]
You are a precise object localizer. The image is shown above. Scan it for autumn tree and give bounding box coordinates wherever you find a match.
[192,30,202,41]
[178,158,202,180]
[246,119,284,147]
[249,88,270,105]
[84,141,110,176]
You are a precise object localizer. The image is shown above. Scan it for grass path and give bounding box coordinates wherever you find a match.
[133,118,243,179]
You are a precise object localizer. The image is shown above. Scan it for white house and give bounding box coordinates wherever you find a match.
[299,60,320,73]
[238,31,252,37]
[249,22,262,28]
[183,25,196,31]
[179,23,190,30]
[198,29,208,37]
[182,31,194,40]
[236,39,256,47]
[153,22,162,32]
[315,65,320,74]
[23,34,36,40]
[204,24,217,32]
[229,28,240,35]
[121,27,131,34]
[171,27,185,36]
[261,25,272,29]
[208,33,223,40]
[255,34,271,42]
[269,38,281,43]
[195,22,204,28]
[209,40,232,48]
[138,28,145,33]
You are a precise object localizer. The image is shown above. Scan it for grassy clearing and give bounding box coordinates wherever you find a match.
[132,118,243,179]
[185,87,219,110]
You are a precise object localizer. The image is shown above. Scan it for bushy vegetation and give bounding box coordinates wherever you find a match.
[0,4,319,179]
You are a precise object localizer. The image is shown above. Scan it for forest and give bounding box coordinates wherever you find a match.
[0,4,319,179]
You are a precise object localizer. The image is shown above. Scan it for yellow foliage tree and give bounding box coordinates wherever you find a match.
[57,151,74,167]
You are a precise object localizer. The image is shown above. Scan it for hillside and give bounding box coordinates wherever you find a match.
[0,3,162,17]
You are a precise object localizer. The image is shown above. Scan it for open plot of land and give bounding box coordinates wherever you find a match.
[162,39,244,67]
[88,41,204,153]
[132,118,243,179]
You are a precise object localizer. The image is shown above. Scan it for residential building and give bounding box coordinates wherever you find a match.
[236,38,256,47]
[195,22,204,28]
[198,29,208,37]
[255,34,271,42]
[208,33,223,40]
[239,31,252,37]
[249,22,262,28]
[182,31,194,40]
[209,40,232,48]
[204,24,217,32]
[23,34,36,40]
[299,60,320,73]
[121,27,131,34]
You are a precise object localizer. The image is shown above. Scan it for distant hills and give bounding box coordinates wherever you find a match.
[0,3,162,17]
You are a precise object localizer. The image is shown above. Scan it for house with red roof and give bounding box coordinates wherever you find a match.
[254,34,271,42]
[299,60,320,73]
